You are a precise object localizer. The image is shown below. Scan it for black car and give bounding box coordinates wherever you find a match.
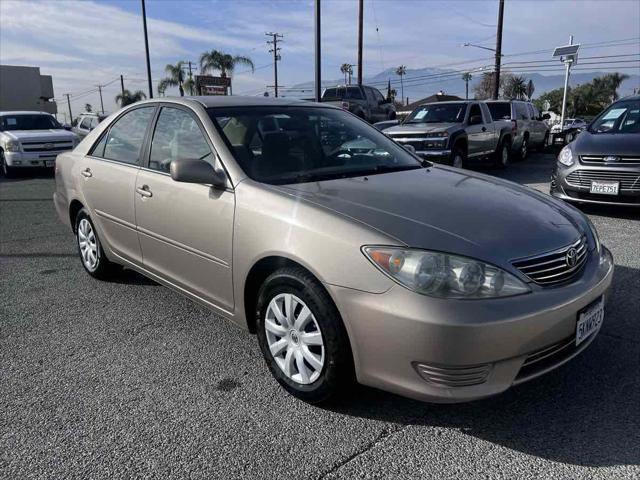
[551,95,640,207]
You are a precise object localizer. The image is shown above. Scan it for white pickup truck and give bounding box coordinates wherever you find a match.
[0,111,79,176]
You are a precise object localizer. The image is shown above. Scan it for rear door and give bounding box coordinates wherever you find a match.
[79,105,156,264]
[363,87,382,122]
[465,103,486,157]
[134,105,235,311]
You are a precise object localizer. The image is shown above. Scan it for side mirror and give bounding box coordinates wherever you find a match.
[469,115,482,125]
[170,158,227,188]
[542,113,551,120]
[403,144,416,153]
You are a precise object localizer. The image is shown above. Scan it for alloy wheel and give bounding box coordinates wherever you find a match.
[77,218,98,271]
[452,154,464,169]
[264,293,325,385]
[502,144,509,165]
[521,139,528,159]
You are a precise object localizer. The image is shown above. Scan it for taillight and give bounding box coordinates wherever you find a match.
[341,101,349,109]
[511,119,517,135]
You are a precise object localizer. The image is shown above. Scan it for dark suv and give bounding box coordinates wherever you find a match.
[320,85,396,123]
[486,100,550,159]
[551,95,640,207]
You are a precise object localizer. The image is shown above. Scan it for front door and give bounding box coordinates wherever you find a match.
[134,106,235,311]
[465,103,486,157]
[79,106,156,263]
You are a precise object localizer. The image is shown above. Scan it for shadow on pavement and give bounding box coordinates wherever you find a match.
[325,264,640,468]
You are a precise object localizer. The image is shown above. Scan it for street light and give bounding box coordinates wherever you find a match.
[462,42,498,53]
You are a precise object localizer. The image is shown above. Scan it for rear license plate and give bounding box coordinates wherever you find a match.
[576,296,604,346]
[45,160,55,167]
[590,181,619,195]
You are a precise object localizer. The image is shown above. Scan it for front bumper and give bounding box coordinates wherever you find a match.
[4,151,59,168]
[327,246,613,403]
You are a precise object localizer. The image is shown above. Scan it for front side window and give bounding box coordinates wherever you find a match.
[209,106,422,185]
[79,117,92,130]
[322,86,364,100]
[373,89,386,103]
[469,104,483,123]
[0,114,61,131]
[149,107,213,173]
[404,103,466,124]
[515,103,529,120]
[98,107,155,165]
[590,100,640,134]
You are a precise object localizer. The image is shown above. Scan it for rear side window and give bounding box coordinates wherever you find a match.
[515,103,529,120]
[486,103,511,120]
[79,117,92,130]
[149,107,213,173]
[469,103,483,122]
[527,104,536,119]
[94,107,155,165]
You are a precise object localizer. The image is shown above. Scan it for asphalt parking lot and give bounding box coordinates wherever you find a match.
[1,152,639,479]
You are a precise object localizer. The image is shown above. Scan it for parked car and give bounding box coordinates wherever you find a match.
[485,100,550,159]
[551,118,588,134]
[384,101,513,168]
[373,119,399,131]
[54,96,613,404]
[321,85,396,123]
[72,112,108,139]
[0,111,78,176]
[551,95,640,206]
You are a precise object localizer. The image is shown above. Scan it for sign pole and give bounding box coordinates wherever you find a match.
[559,35,573,131]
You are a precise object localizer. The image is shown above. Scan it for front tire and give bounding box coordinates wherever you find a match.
[256,267,354,403]
[75,209,119,279]
[494,138,511,168]
[450,145,466,169]
[0,149,12,177]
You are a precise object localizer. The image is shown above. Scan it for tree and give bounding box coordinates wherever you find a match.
[395,65,407,105]
[473,72,496,99]
[157,79,169,97]
[159,62,185,97]
[340,63,353,85]
[534,87,564,113]
[603,72,629,102]
[115,89,146,107]
[503,75,527,100]
[199,50,254,95]
[461,72,473,100]
[84,103,93,112]
[183,77,195,96]
[526,79,535,100]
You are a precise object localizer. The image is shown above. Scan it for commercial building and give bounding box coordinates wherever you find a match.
[0,65,57,115]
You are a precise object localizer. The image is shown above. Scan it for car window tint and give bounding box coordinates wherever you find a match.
[90,117,99,129]
[149,107,213,173]
[373,89,385,102]
[527,104,535,119]
[486,103,511,120]
[515,103,529,120]
[101,107,154,165]
[90,133,108,157]
[363,87,375,102]
[79,117,92,130]
[469,104,483,122]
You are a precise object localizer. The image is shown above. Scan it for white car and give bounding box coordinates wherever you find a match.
[0,111,79,176]
[551,118,587,133]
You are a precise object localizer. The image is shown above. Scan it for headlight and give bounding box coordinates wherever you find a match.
[4,140,21,152]
[585,216,601,253]
[363,247,530,299]
[558,145,574,166]
[429,131,449,138]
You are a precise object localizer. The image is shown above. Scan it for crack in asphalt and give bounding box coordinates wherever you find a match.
[316,424,407,479]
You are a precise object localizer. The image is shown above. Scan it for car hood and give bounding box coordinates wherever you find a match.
[1,129,77,142]
[275,167,584,264]
[573,130,640,157]
[385,123,455,135]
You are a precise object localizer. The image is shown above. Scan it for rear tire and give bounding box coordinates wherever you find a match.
[494,138,511,168]
[518,136,529,160]
[75,209,119,280]
[256,267,355,404]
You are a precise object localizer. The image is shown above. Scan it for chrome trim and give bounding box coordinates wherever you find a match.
[512,237,588,286]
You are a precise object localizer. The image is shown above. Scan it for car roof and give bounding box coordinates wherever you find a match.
[0,111,53,116]
[144,95,330,109]
[417,100,474,106]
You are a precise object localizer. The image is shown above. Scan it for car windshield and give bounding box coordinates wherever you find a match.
[589,100,640,134]
[486,103,511,120]
[322,87,363,100]
[0,114,62,131]
[404,103,466,124]
[209,106,424,185]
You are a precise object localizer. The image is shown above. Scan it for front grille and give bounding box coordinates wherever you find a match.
[566,170,640,192]
[581,155,640,165]
[387,132,430,139]
[516,335,578,381]
[512,237,588,286]
[413,362,492,387]
[21,140,74,153]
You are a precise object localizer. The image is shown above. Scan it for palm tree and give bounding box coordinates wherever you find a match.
[199,50,254,95]
[461,72,473,99]
[605,72,629,101]
[504,75,527,100]
[183,77,195,96]
[84,103,93,113]
[526,79,535,100]
[395,65,407,105]
[159,62,185,97]
[115,89,146,107]
[340,63,353,85]
[157,79,169,97]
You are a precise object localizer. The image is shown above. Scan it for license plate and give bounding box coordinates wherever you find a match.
[576,296,604,346]
[590,181,619,195]
[45,160,55,167]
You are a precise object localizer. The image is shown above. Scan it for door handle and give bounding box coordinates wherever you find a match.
[481,127,487,132]
[136,185,153,198]
[81,168,92,178]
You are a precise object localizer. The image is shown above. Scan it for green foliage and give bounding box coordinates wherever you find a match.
[115,89,146,107]
[534,73,630,116]
[84,103,92,113]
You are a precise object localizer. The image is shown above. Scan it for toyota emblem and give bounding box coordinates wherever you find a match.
[604,156,620,162]
[565,247,578,267]
[44,143,54,150]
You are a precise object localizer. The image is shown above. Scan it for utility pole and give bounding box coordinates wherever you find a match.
[64,94,73,124]
[357,0,363,85]
[493,0,504,100]
[120,75,126,99]
[266,32,283,98]
[141,0,153,98]
[188,61,194,95]
[97,85,104,114]
[314,0,321,102]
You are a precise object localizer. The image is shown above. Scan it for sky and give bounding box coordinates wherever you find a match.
[1,0,639,121]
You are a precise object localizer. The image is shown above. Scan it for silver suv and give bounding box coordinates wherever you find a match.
[485,100,550,160]
[72,113,108,139]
